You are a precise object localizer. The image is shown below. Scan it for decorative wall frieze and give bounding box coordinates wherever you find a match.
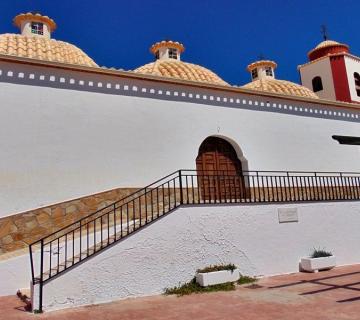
[0,62,359,122]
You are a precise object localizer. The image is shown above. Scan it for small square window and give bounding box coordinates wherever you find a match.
[168,48,178,59]
[265,67,273,77]
[155,51,160,60]
[251,69,258,80]
[31,22,44,35]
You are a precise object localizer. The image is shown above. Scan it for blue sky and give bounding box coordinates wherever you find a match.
[0,0,359,85]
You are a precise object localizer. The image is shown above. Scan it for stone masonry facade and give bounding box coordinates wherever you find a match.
[0,187,138,256]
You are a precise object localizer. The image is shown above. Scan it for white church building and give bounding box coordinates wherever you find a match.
[0,12,360,312]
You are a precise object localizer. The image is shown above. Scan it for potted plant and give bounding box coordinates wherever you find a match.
[300,248,336,272]
[195,264,240,287]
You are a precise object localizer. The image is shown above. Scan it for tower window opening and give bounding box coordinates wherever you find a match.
[155,50,160,60]
[265,67,273,76]
[251,69,258,80]
[168,48,178,59]
[354,72,360,97]
[312,76,323,92]
[31,22,44,35]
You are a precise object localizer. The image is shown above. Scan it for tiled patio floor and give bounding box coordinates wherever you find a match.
[2,264,360,320]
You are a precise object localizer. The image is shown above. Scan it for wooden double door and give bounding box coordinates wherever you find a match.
[196,137,246,201]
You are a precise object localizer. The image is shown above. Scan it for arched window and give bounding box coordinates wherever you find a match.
[354,72,360,97]
[312,76,323,92]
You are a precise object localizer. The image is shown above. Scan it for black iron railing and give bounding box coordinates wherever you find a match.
[29,169,360,311]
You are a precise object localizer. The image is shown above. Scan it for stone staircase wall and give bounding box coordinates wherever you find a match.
[0,187,139,255]
[1,183,351,255]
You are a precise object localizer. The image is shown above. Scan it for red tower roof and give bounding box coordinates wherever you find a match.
[308,40,349,61]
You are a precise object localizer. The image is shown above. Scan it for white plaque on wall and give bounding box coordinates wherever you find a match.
[278,208,298,223]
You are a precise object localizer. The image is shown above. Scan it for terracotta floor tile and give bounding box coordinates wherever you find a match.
[2,264,360,320]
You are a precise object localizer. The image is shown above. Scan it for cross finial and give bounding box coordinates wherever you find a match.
[321,25,328,41]
[258,53,265,60]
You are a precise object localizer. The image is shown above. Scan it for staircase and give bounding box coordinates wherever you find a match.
[28,169,360,311]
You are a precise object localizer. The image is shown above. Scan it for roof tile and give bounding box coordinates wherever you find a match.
[0,34,98,68]
[243,79,319,99]
[134,60,229,86]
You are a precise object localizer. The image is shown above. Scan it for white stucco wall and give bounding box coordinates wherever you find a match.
[0,61,360,217]
[299,57,336,101]
[36,201,360,311]
[344,56,360,103]
[0,221,138,297]
[0,253,32,295]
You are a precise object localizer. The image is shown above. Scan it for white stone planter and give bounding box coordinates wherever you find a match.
[300,256,336,272]
[196,269,240,287]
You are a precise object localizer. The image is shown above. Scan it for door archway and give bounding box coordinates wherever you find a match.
[196,137,246,201]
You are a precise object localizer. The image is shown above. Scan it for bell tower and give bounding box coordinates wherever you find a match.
[298,34,360,104]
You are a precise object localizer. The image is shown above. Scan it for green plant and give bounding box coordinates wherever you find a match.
[164,277,235,296]
[310,248,333,258]
[33,309,43,314]
[197,264,237,274]
[237,275,257,285]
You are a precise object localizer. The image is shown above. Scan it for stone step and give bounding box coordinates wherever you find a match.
[41,217,160,280]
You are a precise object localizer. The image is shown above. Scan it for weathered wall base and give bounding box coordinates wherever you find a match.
[39,201,360,311]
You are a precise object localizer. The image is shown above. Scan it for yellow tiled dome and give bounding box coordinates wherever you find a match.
[134,60,229,86]
[243,79,319,99]
[0,33,98,67]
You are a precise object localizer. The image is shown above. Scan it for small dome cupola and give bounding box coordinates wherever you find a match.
[307,40,349,61]
[243,60,319,99]
[13,12,56,39]
[150,40,185,61]
[247,60,277,81]
[134,40,228,85]
[1,12,97,67]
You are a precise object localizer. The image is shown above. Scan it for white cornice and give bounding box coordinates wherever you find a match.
[0,53,360,112]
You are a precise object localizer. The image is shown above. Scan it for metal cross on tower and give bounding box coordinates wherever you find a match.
[321,25,328,41]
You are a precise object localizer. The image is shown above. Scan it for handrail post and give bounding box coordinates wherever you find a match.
[339,172,345,199]
[286,171,291,201]
[314,172,320,200]
[79,219,82,261]
[38,238,44,313]
[29,244,35,284]
[179,170,183,205]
